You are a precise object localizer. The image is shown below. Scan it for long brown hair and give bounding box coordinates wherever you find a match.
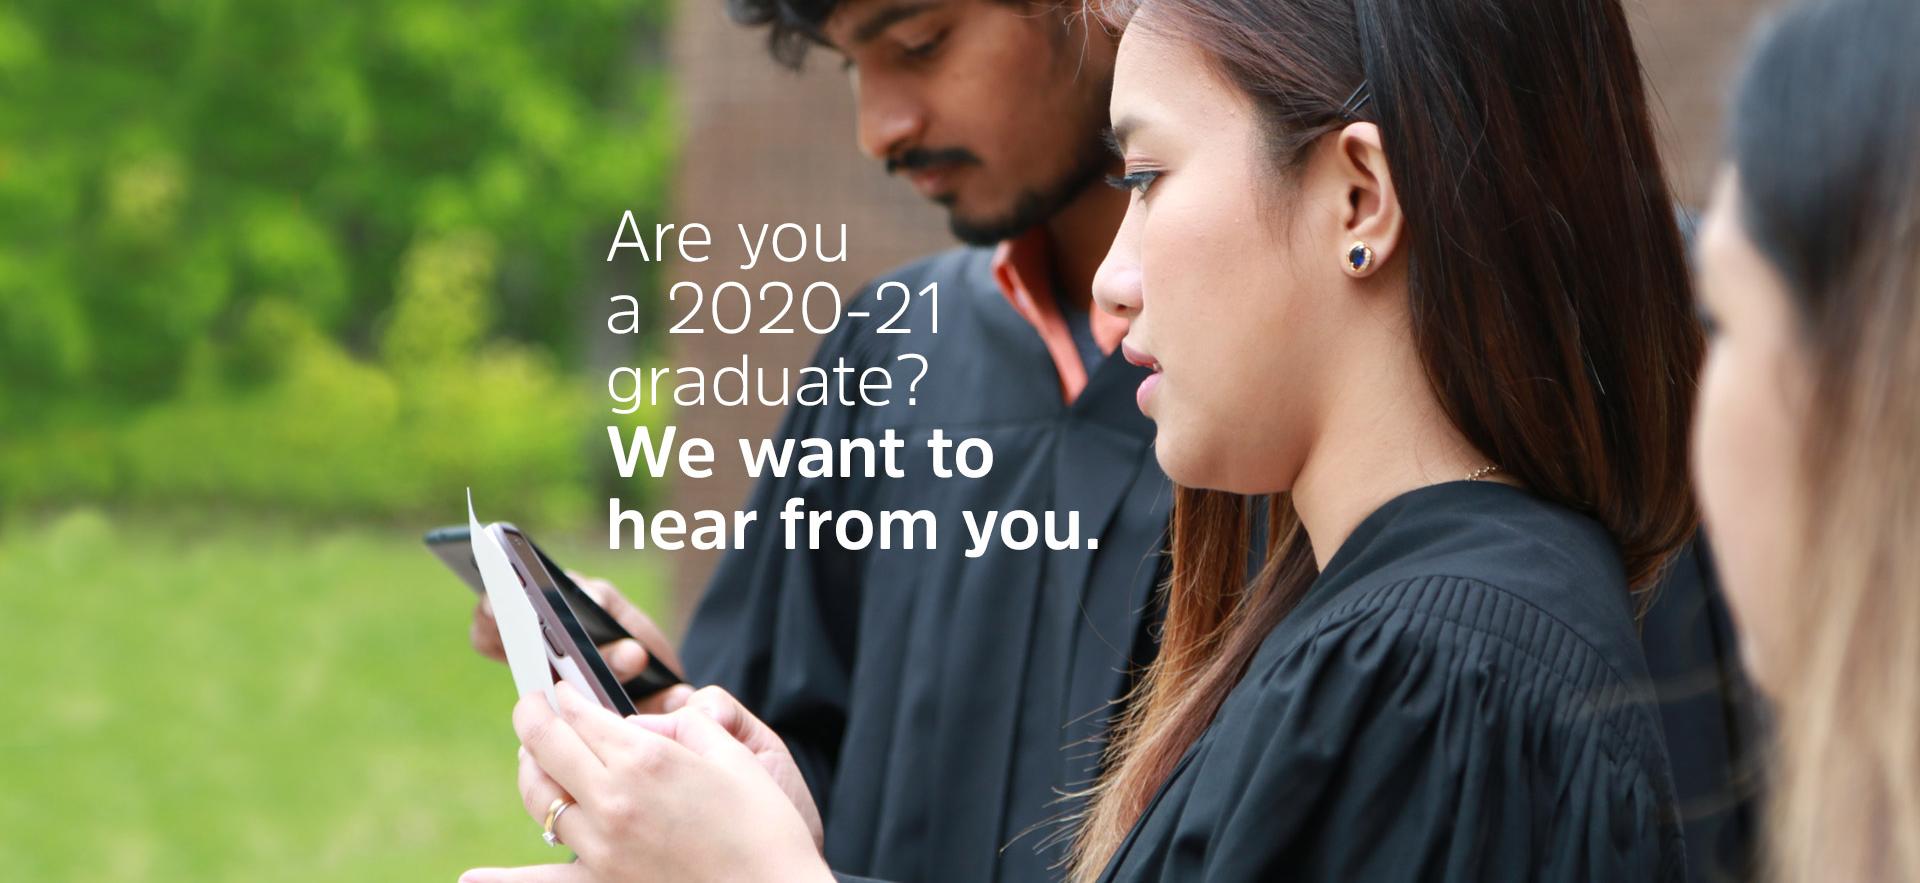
[1728,1,1920,878]
[1070,0,1702,876]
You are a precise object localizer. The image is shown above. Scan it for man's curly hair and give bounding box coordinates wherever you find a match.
[728,0,1043,71]
[725,0,841,70]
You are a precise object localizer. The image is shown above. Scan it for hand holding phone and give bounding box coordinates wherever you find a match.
[427,525,684,702]
[470,581,685,705]
[566,572,687,682]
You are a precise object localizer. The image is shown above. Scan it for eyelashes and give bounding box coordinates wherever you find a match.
[901,31,945,60]
[1693,302,1721,339]
[1098,128,1162,197]
[837,28,948,72]
[1105,170,1162,195]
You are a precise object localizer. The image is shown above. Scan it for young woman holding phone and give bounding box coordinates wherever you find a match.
[462,0,1706,878]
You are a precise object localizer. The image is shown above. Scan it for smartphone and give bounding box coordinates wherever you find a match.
[426,525,682,699]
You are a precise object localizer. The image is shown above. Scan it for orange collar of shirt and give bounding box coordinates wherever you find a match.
[989,227,1130,404]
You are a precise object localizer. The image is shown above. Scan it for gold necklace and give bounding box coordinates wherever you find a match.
[1464,464,1502,482]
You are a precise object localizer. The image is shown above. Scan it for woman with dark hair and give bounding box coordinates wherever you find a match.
[461,0,1703,879]
[1693,0,1920,879]
[1071,0,1700,876]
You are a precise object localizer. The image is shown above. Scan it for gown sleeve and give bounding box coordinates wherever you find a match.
[1152,576,1685,883]
[677,285,892,823]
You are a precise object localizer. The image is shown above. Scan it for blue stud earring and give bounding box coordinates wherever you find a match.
[1344,241,1375,276]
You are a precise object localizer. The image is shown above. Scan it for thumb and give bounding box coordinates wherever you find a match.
[686,685,747,735]
[659,683,696,712]
[661,704,761,769]
[683,685,782,757]
[601,638,648,681]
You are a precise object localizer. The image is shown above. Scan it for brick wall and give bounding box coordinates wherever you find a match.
[1631,0,1775,208]
[661,1,951,616]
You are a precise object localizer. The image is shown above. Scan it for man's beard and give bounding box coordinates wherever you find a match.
[942,129,1112,247]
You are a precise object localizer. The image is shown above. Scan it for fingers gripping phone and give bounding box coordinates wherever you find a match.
[425,525,683,702]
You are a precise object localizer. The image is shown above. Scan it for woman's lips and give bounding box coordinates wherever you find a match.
[1120,341,1163,413]
[1120,341,1160,371]
[1135,373,1162,413]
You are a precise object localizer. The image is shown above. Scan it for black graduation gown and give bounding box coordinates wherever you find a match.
[1637,541,1762,881]
[681,246,1172,883]
[1095,481,1687,883]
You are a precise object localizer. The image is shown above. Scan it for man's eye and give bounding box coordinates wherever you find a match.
[1104,170,1162,195]
[901,31,945,60]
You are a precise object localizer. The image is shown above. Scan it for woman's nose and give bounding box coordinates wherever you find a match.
[1093,247,1144,319]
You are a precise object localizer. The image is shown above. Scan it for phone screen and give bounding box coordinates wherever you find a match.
[498,526,638,717]
[426,524,683,698]
[426,526,630,646]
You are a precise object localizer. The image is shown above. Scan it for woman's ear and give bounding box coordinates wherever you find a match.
[1333,123,1403,276]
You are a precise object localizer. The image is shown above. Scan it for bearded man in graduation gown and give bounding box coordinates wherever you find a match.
[467,0,1759,879]
[672,5,1168,882]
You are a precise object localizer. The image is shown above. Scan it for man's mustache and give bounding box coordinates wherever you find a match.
[886,147,981,175]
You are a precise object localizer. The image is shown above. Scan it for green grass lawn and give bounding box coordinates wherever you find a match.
[0,509,668,881]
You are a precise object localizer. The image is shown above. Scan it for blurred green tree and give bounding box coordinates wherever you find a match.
[0,0,674,521]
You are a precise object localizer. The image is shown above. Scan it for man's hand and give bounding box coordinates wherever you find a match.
[470,596,508,663]
[567,572,685,680]
[469,573,692,714]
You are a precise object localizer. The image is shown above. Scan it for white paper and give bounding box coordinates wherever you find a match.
[468,489,557,708]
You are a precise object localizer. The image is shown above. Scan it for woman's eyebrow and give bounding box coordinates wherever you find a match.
[1108,115,1147,152]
